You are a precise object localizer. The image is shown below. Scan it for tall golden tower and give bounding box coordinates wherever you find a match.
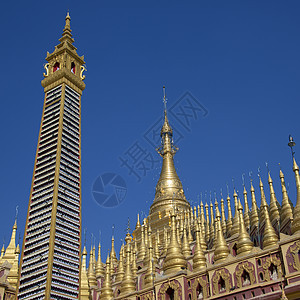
[18,13,86,300]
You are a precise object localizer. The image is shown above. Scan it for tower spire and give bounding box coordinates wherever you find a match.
[150,87,189,222]
[59,11,74,44]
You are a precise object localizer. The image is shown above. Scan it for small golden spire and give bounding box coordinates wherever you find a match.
[144,231,155,287]
[96,242,105,278]
[237,200,253,255]
[259,176,269,224]
[99,254,114,299]
[262,205,279,249]
[144,220,148,247]
[210,201,215,241]
[120,233,136,294]
[292,157,300,234]
[243,185,250,230]
[110,235,118,267]
[80,246,90,299]
[193,222,206,271]
[187,221,193,244]
[176,220,181,246]
[143,223,150,267]
[226,193,233,235]
[199,219,207,251]
[205,203,210,243]
[116,246,125,282]
[181,226,191,259]
[163,207,187,274]
[154,234,160,263]
[220,195,227,236]
[59,11,74,44]
[135,214,141,229]
[132,241,138,278]
[200,201,205,235]
[250,179,259,229]
[214,207,229,262]
[93,244,96,271]
[279,168,293,227]
[5,220,17,256]
[230,190,240,236]
[3,219,19,289]
[87,246,97,287]
[137,224,146,261]
[268,171,280,225]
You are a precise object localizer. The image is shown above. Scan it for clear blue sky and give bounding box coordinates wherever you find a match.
[0,1,300,257]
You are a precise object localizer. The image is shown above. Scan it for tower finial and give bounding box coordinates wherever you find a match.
[112,224,115,238]
[163,85,167,111]
[288,135,296,159]
[59,11,74,44]
[15,206,18,223]
[226,183,229,196]
[127,217,131,234]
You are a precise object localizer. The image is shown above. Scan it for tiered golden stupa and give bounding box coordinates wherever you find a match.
[80,93,300,299]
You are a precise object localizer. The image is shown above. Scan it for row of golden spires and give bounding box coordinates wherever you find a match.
[80,154,300,298]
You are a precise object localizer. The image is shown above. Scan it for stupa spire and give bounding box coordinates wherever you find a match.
[259,175,269,223]
[237,200,253,255]
[230,189,240,236]
[267,169,280,225]
[214,207,229,262]
[150,87,189,219]
[59,11,74,44]
[242,178,250,230]
[220,192,227,235]
[87,245,97,287]
[163,207,186,274]
[120,233,136,294]
[205,203,210,243]
[250,177,259,229]
[292,157,300,234]
[193,222,206,270]
[279,168,293,227]
[226,185,233,235]
[80,247,90,299]
[96,242,105,278]
[262,205,279,249]
[99,254,113,299]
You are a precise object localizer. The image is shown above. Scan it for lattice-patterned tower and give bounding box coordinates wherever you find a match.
[18,13,86,300]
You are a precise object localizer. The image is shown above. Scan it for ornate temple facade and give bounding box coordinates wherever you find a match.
[80,106,300,299]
